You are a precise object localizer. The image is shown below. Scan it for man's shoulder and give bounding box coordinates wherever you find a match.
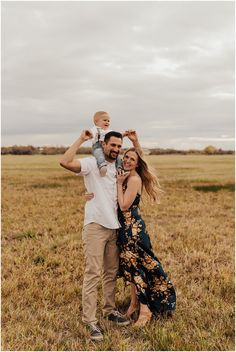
[76,156,98,176]
[77,156,97,165]
[77,155,95,161]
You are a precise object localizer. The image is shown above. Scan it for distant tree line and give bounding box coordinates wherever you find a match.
[1,144,234,155]
[1,146,92,155]
[149,145,234,155]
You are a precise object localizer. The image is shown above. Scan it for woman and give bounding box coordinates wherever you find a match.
[116,146,176,327]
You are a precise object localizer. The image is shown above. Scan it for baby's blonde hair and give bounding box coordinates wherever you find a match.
[93,111,110,124]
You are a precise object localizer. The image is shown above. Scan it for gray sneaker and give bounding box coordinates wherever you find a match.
[105,310,131,326]
[87,323,103,341]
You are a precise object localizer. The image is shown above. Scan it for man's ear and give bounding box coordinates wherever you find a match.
[101,141,106,148]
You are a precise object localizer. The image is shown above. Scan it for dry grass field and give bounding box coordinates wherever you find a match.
[1,154,235,351]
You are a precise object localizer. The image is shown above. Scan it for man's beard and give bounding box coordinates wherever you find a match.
[108,151,118,160]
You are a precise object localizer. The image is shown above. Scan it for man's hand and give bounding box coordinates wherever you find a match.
[81,129,93,142]
[84,192,94,201]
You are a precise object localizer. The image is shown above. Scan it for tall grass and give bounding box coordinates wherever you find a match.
[2,155,235,351]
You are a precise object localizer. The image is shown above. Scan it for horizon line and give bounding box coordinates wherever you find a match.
[1,144,235,151]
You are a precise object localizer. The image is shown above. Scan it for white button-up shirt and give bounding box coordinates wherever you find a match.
[77,156,120,229]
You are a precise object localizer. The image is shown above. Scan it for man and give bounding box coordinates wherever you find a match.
[60,130,133,341]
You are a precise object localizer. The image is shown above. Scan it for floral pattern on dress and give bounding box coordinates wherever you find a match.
[117,192,176,315]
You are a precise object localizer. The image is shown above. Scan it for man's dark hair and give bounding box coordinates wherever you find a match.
[104,131,123,143]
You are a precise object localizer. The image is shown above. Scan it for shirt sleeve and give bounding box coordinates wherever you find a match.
[76,157,96,176]
[90,126,98,143]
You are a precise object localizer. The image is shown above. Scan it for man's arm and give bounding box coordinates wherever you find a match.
[60,130,92,173]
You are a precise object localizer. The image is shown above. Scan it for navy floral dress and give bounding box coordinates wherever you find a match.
[117,190,176,315]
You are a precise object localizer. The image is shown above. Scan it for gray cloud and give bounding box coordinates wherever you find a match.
[2,1,234,149]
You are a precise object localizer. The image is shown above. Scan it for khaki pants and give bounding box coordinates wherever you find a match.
[81,223,119,324]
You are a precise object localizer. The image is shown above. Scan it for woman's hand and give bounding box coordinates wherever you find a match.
[84,192,94,201]
[117,169,130,185]
[125,130,138,143]
[124,129,143,157]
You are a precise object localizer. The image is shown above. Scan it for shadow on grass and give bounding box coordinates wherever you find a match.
[193,183,235,192]
[56,175,75,181]
[30,182,63,188]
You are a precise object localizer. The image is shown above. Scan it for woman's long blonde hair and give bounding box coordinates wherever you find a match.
[124,148,163,202]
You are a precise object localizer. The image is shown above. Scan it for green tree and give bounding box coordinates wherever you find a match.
[203,145,218,155]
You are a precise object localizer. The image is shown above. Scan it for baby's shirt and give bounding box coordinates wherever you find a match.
[90,126,112,144]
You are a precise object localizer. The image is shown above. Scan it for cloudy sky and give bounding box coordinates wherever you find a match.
[2,1,235,149]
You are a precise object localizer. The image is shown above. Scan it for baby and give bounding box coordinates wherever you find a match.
[86,111,123,176]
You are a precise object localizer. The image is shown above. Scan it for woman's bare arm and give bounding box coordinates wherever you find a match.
[117,174,141,211]
[125,130,144,157]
